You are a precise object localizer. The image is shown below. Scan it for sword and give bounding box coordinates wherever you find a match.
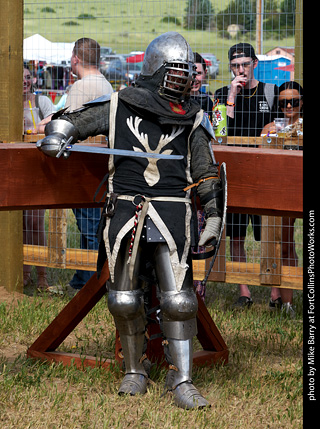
[61,144,184,160]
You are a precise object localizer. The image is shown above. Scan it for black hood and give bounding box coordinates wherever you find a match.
[118,82,200,126]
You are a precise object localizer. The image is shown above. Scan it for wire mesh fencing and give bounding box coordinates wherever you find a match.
[22,0,303,289]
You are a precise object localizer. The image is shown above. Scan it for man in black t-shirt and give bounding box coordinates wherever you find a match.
[215,43,279,309]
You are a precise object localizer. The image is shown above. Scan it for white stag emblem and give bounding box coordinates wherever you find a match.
[127,116,184,186]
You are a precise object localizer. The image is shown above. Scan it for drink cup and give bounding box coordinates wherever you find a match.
[213,104,227,137]
[24,107,39,134]
[274,118,289,137]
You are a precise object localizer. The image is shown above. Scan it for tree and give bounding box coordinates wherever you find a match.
[184,0,215,30]
[216,0,256,32]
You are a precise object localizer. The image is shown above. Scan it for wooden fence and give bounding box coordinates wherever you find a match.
[0,136,303,294]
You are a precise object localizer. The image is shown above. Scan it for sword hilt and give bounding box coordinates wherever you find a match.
[56,137,74,159]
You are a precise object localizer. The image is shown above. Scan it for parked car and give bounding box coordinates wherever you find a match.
[100,46,114,56]
[127,62,143,82]
[201,53,220,79]
[126,52,144,81]
[100,54,126,71]
[101,59,130,85]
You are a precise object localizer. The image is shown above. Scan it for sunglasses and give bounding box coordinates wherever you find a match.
[279,98,301,108]
[230,61,252,70]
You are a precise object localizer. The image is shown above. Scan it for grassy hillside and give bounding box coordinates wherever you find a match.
[23,0,295,92]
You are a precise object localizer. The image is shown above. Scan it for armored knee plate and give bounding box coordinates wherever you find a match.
[108,289,146,335]
[160,290,198,340]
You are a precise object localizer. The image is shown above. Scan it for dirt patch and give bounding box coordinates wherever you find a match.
[0,343,27,363]
[0,286,26,306]
[0,287,33,362]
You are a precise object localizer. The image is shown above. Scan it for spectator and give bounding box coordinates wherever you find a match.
[66,38,113,297]
[48,38,113,298]
[23,67,56,291]
[214,43,279,309]
[191,52,214,123]
[54,84,72,111]
[261,81,303,318]
[191,52,214,300]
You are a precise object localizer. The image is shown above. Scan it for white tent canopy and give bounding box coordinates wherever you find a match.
[24,34,74,64]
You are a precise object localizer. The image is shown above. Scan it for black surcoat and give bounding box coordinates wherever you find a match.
[61,87,219,290]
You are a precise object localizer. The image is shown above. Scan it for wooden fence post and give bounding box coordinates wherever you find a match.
[0,0,23,292]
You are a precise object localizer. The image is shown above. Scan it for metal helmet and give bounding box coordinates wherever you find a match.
[140,32,196,103]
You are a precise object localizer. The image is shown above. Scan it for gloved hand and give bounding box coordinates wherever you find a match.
[198,217,221,247]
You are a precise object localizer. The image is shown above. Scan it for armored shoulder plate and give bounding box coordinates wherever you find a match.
[200,113,215,140]
[83,93,112,106]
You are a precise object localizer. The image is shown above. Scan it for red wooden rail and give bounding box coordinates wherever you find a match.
[0,143,303,218]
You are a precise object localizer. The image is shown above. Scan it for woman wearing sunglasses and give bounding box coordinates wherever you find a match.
[262,81,303,135]
[262,81,303,318]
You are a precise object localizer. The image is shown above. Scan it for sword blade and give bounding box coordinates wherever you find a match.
[66,145,184,160]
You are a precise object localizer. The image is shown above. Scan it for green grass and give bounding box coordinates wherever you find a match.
[0,284,303,428]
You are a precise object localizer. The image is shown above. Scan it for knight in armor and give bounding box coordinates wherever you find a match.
[37,32,223,409]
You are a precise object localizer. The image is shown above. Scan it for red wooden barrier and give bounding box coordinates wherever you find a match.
[0,143,302,217]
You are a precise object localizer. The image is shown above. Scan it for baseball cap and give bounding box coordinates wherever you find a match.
[228,43,258,62]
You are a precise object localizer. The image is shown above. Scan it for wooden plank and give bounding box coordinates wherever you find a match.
[193,260,303,290]
[213,145,302,218]
[0,0,23,143]
[48,209,67,267]
[23,135,107,144]
[27,347,228,370]
[24,243,302,290]
[212,136,303,148]
[260,136,303,149]
[23,245,98,270]
[196,293,228,355]
[0,212,23,292]
[0,144,303,218]
[260,216,282,285]
[27,350,115,370]
[0,0,23,292]
[206,229,226,282]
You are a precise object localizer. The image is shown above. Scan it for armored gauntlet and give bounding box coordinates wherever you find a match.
[36,119,79,158]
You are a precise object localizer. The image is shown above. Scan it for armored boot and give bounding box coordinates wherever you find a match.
[164,338,210,409]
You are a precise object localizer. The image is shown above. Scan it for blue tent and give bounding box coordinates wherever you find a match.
[254,55,291,86]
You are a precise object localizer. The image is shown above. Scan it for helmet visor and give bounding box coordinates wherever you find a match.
[162,61,196,103]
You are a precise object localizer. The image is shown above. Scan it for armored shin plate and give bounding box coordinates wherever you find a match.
[165,338,193,387]
[117,332,148,377]
[108,290,147,377]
